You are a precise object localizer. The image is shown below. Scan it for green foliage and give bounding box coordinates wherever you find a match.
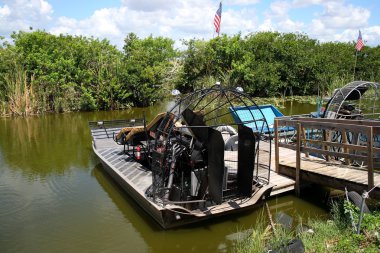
[80,87,97,111]
[0,30,129,115]
[122,33,177,106]
[234,200,380,253]
[1,30,380,116]
[177,32,380,97]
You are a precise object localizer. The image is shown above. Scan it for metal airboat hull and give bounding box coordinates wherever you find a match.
[89,84,274,229]
[91,139,272,229]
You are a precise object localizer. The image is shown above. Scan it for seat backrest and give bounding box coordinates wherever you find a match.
[224,135,239,151]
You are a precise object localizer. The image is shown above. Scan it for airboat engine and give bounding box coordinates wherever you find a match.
[146,83,272,209]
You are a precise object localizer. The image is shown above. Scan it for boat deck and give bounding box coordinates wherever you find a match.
[96,147,152,192]
[91,127,152,195]
[90,126,295,198]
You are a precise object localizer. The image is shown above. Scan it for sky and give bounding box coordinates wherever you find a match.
[0,0,379,49]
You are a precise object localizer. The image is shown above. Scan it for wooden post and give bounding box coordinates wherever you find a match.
[274,119,279,173]
[296,122,301,196]
[302,126,309,158]
[367,127,374,190]
[342,130,350,165]
[323,130,330,162]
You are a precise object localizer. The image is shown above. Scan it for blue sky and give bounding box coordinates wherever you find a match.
[0,0,379,48]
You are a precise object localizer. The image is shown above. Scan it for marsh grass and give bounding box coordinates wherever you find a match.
[233,201,380,253]
[254,95,318,109]
[3,65,37,116]
[232,211,295,253]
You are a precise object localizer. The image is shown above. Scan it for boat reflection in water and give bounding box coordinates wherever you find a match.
[92,164,328,252]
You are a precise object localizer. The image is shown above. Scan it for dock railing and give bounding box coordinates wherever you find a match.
[274,117,380,193]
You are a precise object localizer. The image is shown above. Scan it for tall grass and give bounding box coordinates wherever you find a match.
[325,75,352,97]
[232,211,294,253]
[233,201,380,253]
[2,65,37,116]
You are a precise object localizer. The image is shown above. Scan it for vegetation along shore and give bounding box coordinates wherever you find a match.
[234,199,380,253]
[1,30,380,116]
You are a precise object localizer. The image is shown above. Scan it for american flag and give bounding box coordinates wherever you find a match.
[355,30,364,51]
[214,2,222,35]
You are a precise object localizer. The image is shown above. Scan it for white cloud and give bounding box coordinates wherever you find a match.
[333,27,380,45]
[229,0,261,6]
[258,19,274,32]
[318,1,370,29]
[48,0,260,48]
[258,0,377,45]
[51,7,128,41]
[0,0,53,34]
[0,5,10,16]
[278,18,304,32]
[292,0,332,8]
[305,1,371,43]
[121,0,181,12]
[269,1,291,18]
[0,0,378,48]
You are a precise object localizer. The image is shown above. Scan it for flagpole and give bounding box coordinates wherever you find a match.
[353,50,358,81]
[353,30,364,81]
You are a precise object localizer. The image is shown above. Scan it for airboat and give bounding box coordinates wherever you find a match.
[89,83,274,228]
[320,81,380,120]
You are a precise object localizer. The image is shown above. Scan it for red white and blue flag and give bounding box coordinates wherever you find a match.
[355,30,364,51]
[214,2,222,35]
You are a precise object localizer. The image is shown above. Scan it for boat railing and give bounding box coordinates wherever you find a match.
[274,117,380,190]
[89,118,144,140]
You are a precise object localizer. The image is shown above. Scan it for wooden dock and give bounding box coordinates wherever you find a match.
[89,117,380,200]
[274,117,380,199]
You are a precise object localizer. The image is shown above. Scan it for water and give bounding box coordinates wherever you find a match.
[0,100,326,253]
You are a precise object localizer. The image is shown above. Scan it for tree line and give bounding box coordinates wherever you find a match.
[0,30,379,116]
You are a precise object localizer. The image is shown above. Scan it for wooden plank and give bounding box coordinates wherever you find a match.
[302,147,367,161]
[296,123,301,196]
[297,160,328,171]
[368,127,374,189]
[302,139,368,152]
[302,123,366,133]
[278,142,297,150]
[323,130,330,162]
[292,117,380,127]
[341,130,350,165]
[275,119,279,173]
[301,126,309,158]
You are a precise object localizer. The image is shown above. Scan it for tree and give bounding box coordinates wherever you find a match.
[122,33,177,107]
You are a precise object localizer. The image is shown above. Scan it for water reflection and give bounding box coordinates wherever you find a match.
[0,114,92,178]
[282,101,316,116]
[92,164,327,252]
[0,101,171,179]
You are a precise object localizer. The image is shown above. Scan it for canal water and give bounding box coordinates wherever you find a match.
[0,101,325,253]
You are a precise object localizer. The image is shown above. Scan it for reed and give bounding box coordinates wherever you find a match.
[3,64,37,116]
